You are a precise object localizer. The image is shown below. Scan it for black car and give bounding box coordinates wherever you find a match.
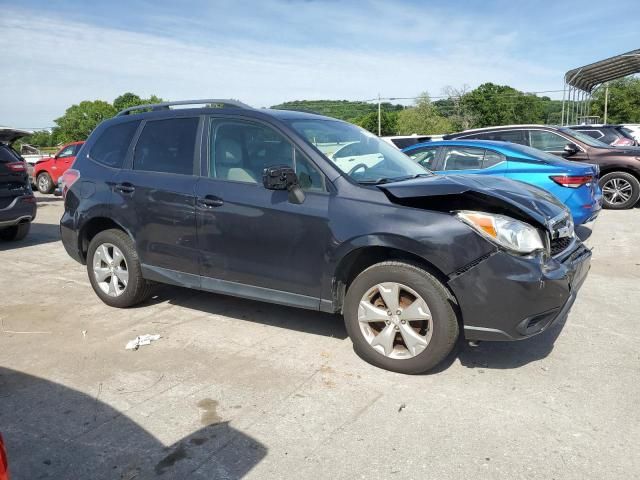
[445,124,640,209]
[60,100,591,374]
[568,125,638,147]
[0,128,37,241]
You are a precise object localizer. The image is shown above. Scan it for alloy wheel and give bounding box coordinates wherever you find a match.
[358,282,433,359]
[602,177,633,206]
[92,243,129,297]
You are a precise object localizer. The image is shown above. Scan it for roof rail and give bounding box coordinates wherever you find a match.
[116,99,253,116]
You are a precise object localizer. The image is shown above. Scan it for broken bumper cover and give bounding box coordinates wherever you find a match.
[448,242,591,341]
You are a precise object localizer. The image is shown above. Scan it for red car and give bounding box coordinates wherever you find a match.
[0,433,9,480]
[33,141,84,194]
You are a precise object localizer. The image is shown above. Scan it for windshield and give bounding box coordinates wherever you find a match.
[560,128,610,148]
[286,119,429,183]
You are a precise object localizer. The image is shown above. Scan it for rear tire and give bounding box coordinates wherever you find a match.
[36,172,54,194]
[0,223,31,241]
[599,172,640,209]
[86,229,152,308]
[343,261,459,374]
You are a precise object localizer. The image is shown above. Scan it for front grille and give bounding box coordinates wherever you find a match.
[550,236,573,256]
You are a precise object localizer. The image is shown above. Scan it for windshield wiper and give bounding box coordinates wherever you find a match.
[358,173,430,185]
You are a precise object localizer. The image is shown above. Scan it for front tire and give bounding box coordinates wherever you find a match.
[86,229,152,308]
[599,172,640,209]
[36,172,55,194]
[0,223,31,241]
[344,261,459,374]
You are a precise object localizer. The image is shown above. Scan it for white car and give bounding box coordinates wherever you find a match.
[381,134,443,149]
[621,124,640,142]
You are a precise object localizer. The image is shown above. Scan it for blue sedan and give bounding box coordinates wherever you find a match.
[403,140,602,225]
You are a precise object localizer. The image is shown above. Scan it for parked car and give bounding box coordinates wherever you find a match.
[568,125,637,147]
[0,129,37,241]
[32,141,84,193]
[61,99,591,374]
[381,135,442,149]
[445,125,640,209]
[0,433,8,480]
[403,140,602,225]
[621,124,640,142]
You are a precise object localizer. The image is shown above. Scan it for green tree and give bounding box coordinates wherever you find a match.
[590,77,640,123]
[113,92,143,111]
[396,93,454,135]
[354,111,398,135]
[54,100,117,142]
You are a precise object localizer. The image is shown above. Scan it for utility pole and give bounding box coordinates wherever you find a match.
[603,85,609,124]
[377,94,382,136]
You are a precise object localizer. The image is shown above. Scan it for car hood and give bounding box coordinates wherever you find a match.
[378,174,568,228]
[0,127,33,144]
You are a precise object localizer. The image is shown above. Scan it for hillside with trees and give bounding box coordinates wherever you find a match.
[17,78,640,148]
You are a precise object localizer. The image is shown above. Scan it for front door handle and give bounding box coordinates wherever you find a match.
[115,182,135,194]
[197,195,224,208]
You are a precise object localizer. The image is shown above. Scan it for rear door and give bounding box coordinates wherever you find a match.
[113,116,201,275]
[195,117,330,305]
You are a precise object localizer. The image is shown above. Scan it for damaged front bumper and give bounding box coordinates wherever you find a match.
[448,240,591,341]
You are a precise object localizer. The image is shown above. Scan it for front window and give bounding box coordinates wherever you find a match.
[529,131,568,152]
[406,146,438,169]
[286,119,428,184]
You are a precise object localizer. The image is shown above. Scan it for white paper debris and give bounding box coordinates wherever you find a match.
[125,334,161,350]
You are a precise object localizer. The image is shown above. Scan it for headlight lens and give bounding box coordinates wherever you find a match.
[456,211,545,254]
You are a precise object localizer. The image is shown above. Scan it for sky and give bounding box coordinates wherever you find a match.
[1,0,639,128]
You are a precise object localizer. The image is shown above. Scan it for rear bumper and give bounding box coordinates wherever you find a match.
[0,195,37,227]
[60,212,83,263]
[449,242,591,341]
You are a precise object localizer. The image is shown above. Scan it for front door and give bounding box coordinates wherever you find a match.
[528,130,590,162]
[195,117,330,306]
[112,116,201,275]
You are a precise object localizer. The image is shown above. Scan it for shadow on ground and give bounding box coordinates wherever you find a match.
[0,368,266,479]
[143,284,349,340]
[0,222,60,251]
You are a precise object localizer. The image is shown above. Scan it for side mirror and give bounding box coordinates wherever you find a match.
[564,143,579,155]
[262,165,305,204]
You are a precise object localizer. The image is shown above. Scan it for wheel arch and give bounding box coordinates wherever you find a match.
[331,244,458,315]
[598,166,640,182]
[79,216,134,262]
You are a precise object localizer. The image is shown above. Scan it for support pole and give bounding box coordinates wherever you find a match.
[377,94,381,136]
[561,84,567,125]
[603,85,609,124]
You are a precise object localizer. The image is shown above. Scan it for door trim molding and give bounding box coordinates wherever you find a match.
[141,264,323,311]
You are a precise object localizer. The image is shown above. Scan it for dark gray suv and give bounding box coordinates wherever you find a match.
[60,100,591,373]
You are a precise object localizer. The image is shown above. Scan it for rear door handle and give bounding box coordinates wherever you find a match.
[115,183,135,194]
[197,195,224,208]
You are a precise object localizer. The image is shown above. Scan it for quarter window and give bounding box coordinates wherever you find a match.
[133,118,198,175]
[529,131,568,152]
[90,121,140,168]
[210,120,326,192]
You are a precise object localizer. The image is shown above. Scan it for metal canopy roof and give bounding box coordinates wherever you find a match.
[564,48,640,93]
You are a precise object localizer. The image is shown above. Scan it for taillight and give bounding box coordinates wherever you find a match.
[61,169,80,199]
[550,175,593,188]
[6,161,26,172]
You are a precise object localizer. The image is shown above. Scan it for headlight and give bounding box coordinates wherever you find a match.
[456,211,545,254]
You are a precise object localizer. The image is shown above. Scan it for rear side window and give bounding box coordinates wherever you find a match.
[442,147,484,170]
[90,121,140,168]
[0,145,22,163]
[133,118,199,175]
[468,130,528,146]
